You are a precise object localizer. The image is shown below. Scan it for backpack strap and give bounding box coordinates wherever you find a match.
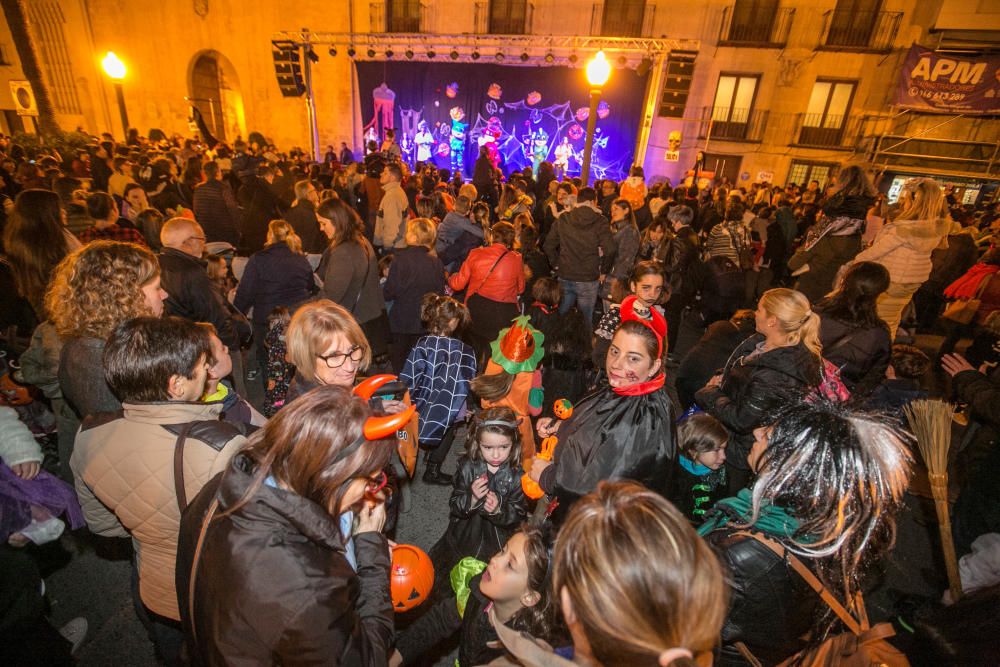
[173,422,195,514]
[732,531,864,634]
[187,496,220,648]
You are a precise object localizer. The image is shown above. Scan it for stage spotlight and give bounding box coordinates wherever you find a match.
[450,50,459,60]
[427,50,436,59]
[385,49,394,58]
[405,49,414,59]
[347,46,356,58]
[367,48,376,58]
[617,55,628,67]
[471,50,480,60]
[568,53,578,64]
[307,49,319,63]
[520,52,529,62]
[544,52,555,64]
[495,52,504,62]
[636,57,653,76]
[328,47,337,57]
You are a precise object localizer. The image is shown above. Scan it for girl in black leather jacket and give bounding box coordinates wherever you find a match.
[428,408,528,590]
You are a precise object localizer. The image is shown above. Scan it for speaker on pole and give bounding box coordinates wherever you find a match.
[272,40,306,97]
[659,51,697,119]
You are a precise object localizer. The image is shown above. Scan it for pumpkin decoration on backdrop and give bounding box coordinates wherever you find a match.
[390,544,435,612]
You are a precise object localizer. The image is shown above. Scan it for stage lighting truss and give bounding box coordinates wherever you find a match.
[270,31,691,68]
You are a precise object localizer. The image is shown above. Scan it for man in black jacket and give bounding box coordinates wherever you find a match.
[663,205,700,354]
[237,165,285,253]
[158,218,250,388]
[543,187,617,325]
[192,161,242,246]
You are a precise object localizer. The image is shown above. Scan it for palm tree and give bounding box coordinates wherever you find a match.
[0,0,61,137]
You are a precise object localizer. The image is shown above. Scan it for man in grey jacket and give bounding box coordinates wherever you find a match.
[375,162,409,252]
[544,187,617,324]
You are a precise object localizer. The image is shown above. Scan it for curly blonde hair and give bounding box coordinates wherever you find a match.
[46,241,160,340]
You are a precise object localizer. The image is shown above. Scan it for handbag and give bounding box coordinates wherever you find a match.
[733,531,909,667]
[942,274,992,325]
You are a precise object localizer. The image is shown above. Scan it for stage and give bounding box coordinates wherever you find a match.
[355,60,649,182]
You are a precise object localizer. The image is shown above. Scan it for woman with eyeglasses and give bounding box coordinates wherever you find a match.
[177,383,412,666]
[283,299,379,400]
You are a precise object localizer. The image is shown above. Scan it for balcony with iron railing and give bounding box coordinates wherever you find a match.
[718,6,794,48]
[591,1,656,37]
[370,1,427,33]
[818,10,901,53]
[473,0,534,34]
[792,113,863,150]
[697,107,769,143]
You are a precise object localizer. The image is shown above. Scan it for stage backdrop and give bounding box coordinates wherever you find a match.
[355,61,649,182]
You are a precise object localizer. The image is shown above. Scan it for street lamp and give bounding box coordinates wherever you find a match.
[581,51,611,186]
[101,51,129,139]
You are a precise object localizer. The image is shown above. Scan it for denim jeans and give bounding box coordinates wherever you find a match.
[558,279,600,325]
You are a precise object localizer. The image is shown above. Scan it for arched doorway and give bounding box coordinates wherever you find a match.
[187,51,246,142]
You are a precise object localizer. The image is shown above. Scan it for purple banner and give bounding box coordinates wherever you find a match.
[895,44,1000,115]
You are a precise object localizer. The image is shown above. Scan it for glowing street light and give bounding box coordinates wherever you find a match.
[101,51,126,80]
[586,50,611,87]
[101,51,130,139]
[581,51,611,186]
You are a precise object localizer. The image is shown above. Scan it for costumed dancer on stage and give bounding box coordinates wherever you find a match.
[364,126,379,155]
[554,137,572,180]
[530,128,549,179]
[526,296,678,524]
[485,117,503,169]
[449,107,469,176]
[415,120,435,164]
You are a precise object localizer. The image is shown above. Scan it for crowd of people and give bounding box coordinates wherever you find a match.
[1,127,999,666]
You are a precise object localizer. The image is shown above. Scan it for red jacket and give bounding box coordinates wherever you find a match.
[448,243,524,304]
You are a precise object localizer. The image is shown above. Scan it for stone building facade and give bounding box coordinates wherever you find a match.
[0,0,996,197]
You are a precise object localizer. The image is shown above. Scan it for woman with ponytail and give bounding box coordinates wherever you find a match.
[234,218,316,378]
[695,288,822,493]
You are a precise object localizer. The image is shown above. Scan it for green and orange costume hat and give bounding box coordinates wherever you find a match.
[489,315,545,375]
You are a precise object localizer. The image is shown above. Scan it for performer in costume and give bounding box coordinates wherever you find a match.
[526,295,677,524]
[399,132,414,167]
[449,107,468,176]
[363,126,379,154]
[553,137,572,179]
[530,128,549,178]
[415,120,435,163]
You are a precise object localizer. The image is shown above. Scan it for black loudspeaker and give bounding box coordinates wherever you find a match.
[272,42,306,97]
[659,51,697,118]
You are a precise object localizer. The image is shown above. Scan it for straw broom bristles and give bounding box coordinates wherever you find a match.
[904,398,962,602]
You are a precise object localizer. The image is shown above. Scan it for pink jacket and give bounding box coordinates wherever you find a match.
[854,217,950,285]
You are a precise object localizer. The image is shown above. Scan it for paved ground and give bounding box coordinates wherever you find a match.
[34,317,953,665]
